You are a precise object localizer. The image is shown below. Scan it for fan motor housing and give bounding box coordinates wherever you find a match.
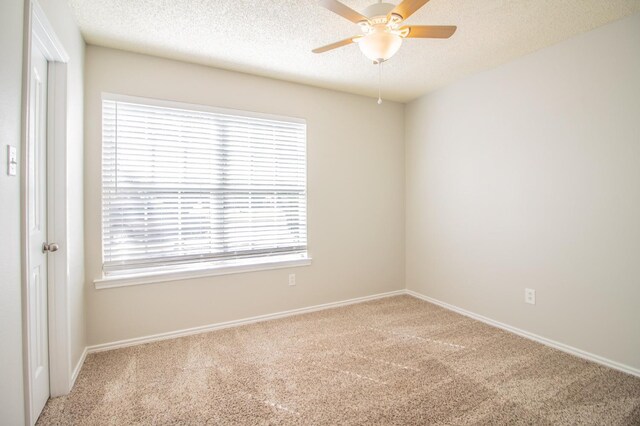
[362,2,395,20]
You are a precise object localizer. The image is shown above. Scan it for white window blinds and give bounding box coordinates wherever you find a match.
[102,96,307,276]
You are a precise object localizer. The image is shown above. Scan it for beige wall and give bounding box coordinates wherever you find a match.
[38,0,87,380]
[0,0,26,423]
[405,13,640,370]
[84,46,405,346]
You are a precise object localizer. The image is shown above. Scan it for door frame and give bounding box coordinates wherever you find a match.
[21,0,71,423]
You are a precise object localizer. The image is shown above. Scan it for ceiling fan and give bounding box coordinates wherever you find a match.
[312,0,457,63]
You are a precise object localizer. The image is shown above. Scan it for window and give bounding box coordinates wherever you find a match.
[100,94,308,281]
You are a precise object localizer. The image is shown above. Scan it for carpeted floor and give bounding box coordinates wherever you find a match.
[38,295,640,425]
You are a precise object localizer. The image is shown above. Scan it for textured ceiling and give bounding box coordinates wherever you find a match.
[68,0,640,102]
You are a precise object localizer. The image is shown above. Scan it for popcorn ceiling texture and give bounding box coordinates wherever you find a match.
[38,296,640,425]
[66,0,640,102]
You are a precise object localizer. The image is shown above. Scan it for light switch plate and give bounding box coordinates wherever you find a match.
[7,145,17,176]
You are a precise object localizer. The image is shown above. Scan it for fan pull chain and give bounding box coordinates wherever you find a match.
[377,60,383,105]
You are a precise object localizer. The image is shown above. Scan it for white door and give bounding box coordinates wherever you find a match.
[28,42,50,421]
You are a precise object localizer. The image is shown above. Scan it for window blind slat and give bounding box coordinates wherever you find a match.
[102,97,307,275]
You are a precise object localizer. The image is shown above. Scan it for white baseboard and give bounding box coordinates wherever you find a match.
[76,288,638,382]
[71,346,88,387]
[405,289,640,378]
[86,289,406,354]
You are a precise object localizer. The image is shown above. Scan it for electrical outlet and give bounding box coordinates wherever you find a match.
[288,274,296,286]
[525,288,536,305]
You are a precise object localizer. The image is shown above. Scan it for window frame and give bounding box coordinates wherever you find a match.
[95,93,311,289]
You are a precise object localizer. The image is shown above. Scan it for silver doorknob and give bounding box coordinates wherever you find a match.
[42,242,59,253]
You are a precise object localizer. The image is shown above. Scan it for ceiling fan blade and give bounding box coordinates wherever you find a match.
[388,0,431,21]
[312,36,361,53]
[402,25,457,38]
[319,0,369,24]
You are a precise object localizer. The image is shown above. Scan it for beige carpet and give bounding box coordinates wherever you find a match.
[38,295,640,425]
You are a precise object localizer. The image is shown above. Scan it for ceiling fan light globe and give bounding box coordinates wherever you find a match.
[358,31,402,62]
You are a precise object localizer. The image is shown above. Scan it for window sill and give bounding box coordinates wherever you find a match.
[94,256,312,290]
